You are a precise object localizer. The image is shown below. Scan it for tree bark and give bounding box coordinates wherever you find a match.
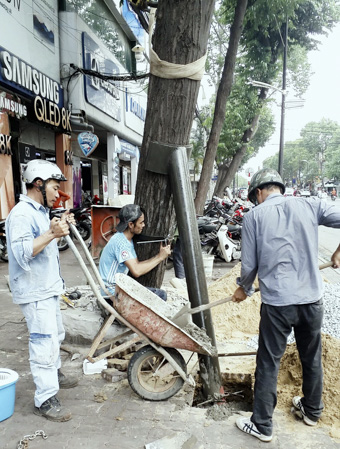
[194,0,248,215]
[213,108,265,198]
[134,0,215,288]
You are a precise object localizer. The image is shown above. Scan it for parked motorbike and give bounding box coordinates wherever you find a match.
[51,207,92,251]
[200,216,242,263]
[0,220,8,262]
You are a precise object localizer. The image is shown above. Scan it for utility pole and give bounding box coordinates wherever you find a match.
[278,20,288,177]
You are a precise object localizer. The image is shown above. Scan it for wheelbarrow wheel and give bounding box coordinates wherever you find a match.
[128,345,186,401]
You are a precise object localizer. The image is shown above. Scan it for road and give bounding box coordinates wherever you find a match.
[318,197,340,261]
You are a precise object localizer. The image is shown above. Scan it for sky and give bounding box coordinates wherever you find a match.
[246,23,340,173]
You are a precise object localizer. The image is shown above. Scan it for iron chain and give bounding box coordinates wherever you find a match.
[17,430,48,449]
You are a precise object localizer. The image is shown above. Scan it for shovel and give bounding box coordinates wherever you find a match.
[172,261,334,327]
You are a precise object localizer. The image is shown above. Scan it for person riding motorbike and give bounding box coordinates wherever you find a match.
[331,188,337,201]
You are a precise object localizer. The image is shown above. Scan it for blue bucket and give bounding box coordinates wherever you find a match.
[0,369,19,422]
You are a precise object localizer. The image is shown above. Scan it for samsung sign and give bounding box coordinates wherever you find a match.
[0,47,71,131]
[82,32,121,121]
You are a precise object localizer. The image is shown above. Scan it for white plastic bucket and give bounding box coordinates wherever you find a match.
[202,255,214,279]
[0,368,19,422]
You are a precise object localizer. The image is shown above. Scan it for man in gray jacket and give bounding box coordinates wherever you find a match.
[232,168,340,442]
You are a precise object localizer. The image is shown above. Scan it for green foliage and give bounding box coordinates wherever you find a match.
[263,118,340,185]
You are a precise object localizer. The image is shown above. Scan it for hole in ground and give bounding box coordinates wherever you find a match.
[192,372,253,421]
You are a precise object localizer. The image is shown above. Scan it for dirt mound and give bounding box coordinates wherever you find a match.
[208,263,261,340]
[208,263,340,436]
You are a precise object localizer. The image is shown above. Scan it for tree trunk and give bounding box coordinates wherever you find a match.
[213,108,265,198]
[194,0,248,215]
[134,0,215,288]
[214,161,231,198]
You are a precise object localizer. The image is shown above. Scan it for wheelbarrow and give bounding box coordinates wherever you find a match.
[64,223,216,401]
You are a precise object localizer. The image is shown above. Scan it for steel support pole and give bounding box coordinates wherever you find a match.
[168,146,222,399]
[278,20,288,177]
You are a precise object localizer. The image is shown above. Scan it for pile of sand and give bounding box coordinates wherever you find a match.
[208,263,340,436]
[278,335,340,437]
[208,263,261,340]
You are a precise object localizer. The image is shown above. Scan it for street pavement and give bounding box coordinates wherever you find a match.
[0,243,340,449]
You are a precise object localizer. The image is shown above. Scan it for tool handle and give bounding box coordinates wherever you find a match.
[319,261,333,270]
[188,287,260,316]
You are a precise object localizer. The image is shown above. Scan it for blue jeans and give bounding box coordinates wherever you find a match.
[20,296,65,407]
[173,238,185,279]
[252,300,324,436]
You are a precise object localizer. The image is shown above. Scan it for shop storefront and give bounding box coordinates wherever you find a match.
[59,1,146,206]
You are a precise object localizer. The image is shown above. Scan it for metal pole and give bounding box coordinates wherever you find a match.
[168,146,222,399]
[278,19,288,177]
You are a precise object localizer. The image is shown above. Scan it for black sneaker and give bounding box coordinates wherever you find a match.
[34,395,72,422]
[58,370,78,389]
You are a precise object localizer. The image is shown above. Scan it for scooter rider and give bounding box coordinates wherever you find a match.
[232,168,340,442]
[6,160,77,422]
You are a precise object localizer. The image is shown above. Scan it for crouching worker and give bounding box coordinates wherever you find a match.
[99,204,171,301]
[5,160,78,422]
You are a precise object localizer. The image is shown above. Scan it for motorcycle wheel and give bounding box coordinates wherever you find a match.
[0,238,8,262]
[57,236,70,251]
[77,221,91,241]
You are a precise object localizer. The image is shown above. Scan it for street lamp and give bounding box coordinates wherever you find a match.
[248,80,286,95]
[248,21,288,178]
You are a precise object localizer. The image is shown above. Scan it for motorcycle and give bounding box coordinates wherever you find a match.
[0,220,8,262]
[52,207,92,251]
[200,216,242,263]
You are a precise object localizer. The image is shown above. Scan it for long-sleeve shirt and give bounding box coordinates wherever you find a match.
[5,195,64,304]
[237,193,340,306]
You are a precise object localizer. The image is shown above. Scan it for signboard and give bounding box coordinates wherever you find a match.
[0,90,27,118]
[82,32,121,121]
[78,132,99,157]
[0,47,71,132]
[124,87,146,136]
[18,142,36,163]
[119,139,139,161]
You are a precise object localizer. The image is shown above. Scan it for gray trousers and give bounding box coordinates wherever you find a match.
[252,299,324,436]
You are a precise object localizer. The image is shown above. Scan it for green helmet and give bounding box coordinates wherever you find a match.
[248,168,285,204]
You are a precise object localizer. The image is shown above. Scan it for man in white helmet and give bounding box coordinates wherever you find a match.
[232,168,340,442]
[5,159,77,422]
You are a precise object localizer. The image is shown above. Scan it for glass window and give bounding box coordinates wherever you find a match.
[66,0,132,71]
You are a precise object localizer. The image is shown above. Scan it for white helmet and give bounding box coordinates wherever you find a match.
[22,160,67,184]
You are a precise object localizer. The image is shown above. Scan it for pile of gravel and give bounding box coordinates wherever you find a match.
[248,282,340,349]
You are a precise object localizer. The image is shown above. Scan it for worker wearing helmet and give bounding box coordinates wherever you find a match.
[232,168,340,442]
[5,159,77,422]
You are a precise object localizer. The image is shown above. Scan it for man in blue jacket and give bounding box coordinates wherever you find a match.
[6,160,77,422]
